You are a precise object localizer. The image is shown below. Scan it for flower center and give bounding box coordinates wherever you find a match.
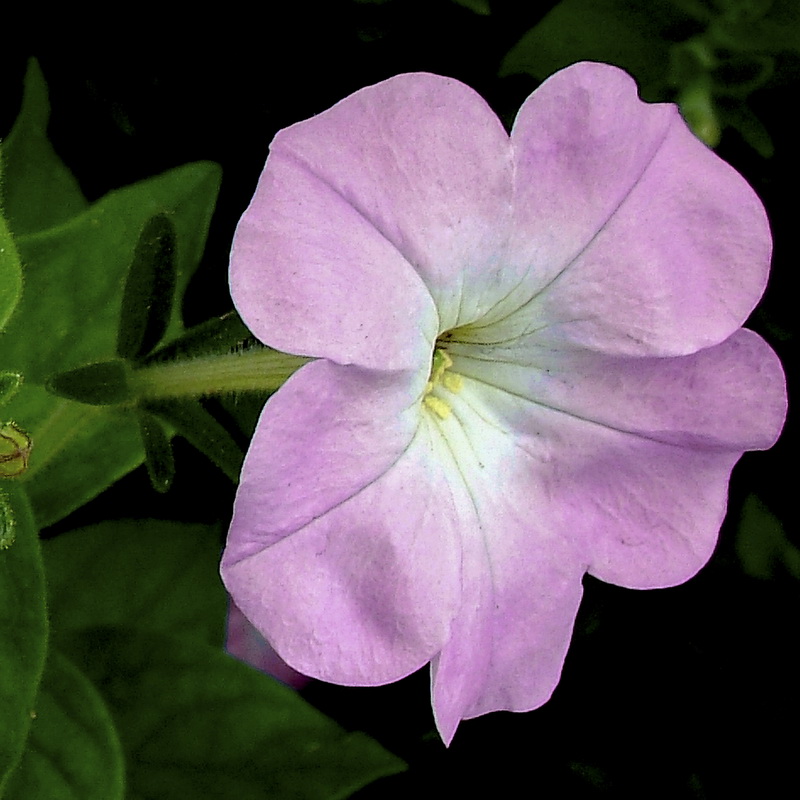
[423,347,463,420]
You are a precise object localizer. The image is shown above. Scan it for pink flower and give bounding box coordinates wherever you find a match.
[225,600,309,689]
[221,62,786,744]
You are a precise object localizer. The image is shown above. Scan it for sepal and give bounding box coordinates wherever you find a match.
[136,411,175,493]
[46,360,134,406]
[117,213,178,361]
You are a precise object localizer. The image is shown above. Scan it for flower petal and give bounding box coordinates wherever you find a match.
[430,426,736,737]
[221,419,465,685]
[457,379,752,588]
[242,73,518,334]
[230,145,437,370]
[575,442,738,588]
[483,61,770,356]
[416,387,585,743]
[430,495,584,745]
[223,359,425,556]
[450,328,787,581]
[225,600,309,688]
[425,355,772,738]
[449,328,787,453]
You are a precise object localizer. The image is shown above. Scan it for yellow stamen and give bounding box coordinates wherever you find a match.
[442,371,463,393]
[424,395,452,420]
[423,347,462,420]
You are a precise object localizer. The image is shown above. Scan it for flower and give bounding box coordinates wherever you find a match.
[220,62,786,744]
[225,600,309,689]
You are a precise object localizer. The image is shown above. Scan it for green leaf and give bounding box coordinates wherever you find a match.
[500,0,694,99]
[2,161,221,527]
[736,495,800,579]
[2,59,88,236]
[0,147,23,333]
[0,494,15,550]
[713,0,800,54]
[117,213,178,361]
[669,0,714,22]
[0,373,23,407]
[43,519,226,647]
[721,100,774,158]
[18,390,142,530]
[2,649,125,800]
[710,53,774,97]
[66,627,406,800]
[4,162,221,385]
[0,485,48,794]
[452,0,490,15]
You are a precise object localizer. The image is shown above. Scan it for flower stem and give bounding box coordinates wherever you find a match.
[130,348,312,399]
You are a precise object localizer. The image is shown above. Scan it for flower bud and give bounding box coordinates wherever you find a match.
[0,422,32,478]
